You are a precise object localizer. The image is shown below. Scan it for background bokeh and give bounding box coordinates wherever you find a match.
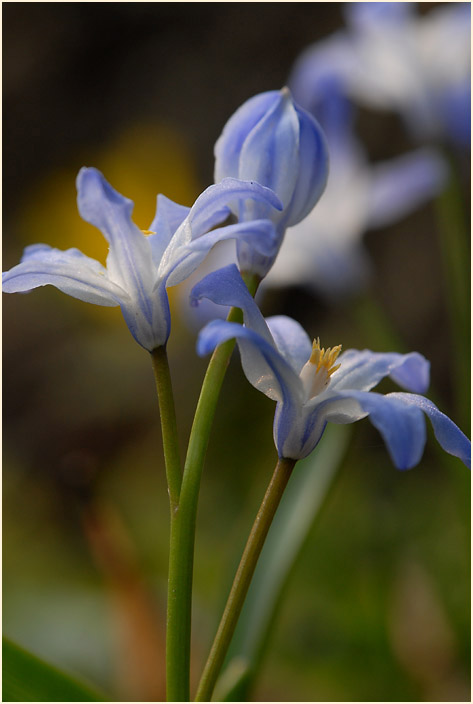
[3,3,470,702]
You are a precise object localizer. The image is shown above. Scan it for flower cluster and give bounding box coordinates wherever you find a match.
[193,264,470,469]
[3,82,470,472]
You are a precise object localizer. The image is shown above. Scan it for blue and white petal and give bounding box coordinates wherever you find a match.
[341,390,427,469]
[388,393,471,468]
[164,220,278,289]
[330,349,430,394]
[77,168,157,300]
[2,244,124,306]
[214,92,282,183]
[191,264,272,341]
[237,90,300,220]
[158,178,282,281]
[197,319,303,404]
[148,194,191,265]
[265,315,312,374]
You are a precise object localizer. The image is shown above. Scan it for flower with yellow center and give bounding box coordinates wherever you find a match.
[193,264,470,469]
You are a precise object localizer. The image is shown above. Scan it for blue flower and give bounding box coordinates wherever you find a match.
[2,167,282,351]
[290,2,471,146]
[264,77,447,297]
[214,88,329,276]
[192,265,470,468]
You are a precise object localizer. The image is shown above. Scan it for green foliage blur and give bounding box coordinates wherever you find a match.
[3,3,470,701]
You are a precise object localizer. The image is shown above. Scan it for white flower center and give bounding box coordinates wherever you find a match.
[299,338,342,400]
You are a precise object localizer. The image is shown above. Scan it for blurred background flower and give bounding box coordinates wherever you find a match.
[3,3,470,702]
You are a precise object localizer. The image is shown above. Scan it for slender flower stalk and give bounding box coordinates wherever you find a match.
[165,273,260,702]
[150,346,182,512]
[195,457,296,702]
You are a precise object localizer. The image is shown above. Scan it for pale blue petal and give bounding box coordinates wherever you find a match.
[214,92,284,183]
[388,393,471,468]
[148,194,191,265]
[121,279,171,352]
[185,178,282,239]
[197,319,302,404]
[344,390,427,469]
[331,349,430,394]
[283,104,329,228]
[367,149,447,229]
[265,316,312,374]
[164,220,278,288]
[2,244,123,306]
[277,395,366,460]
[237,90,300,218]
[76,167,156,317]
[190,264,271,341]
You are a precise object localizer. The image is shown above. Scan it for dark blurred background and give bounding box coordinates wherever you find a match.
[3,3,470,702]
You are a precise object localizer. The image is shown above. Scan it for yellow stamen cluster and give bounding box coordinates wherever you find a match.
[141,229,156,236]
[309,337,342,376]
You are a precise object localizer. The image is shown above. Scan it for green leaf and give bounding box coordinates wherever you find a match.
[2,637,108,702]
[215,424,351,701]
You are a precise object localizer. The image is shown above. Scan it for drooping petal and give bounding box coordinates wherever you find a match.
[190,264,271,341]
[2,244,124,306]
[185,178,282,240]
[148,194,191,265]
[367,148,447,229]
[157,179,282,278]
[342,390,427,469]
[163,220,278,289]
[388,393,471,468]
[76,168,157,308]
[265,316,312,375]
[197,319,303,404]
[330,349,430,394]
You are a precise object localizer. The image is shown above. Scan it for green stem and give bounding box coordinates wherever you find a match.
[150,346,182,512]
[166,272,260,702]
[195,457,296,702]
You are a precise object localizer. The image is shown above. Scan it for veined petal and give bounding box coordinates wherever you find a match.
[367,148,447,229]
[214,91,287,183]
[344,390,427,469]
[76,168,156,320]
[283,104,329,228]
[148,194,191,265]
[265,315,312,374]
[163,220,278,289]
[330,349,430,394]
[388,393,471,468]
[2,244,124,306]
[190,264,271,341]
[185,178,282,240]
[277,394,366,460]
[197,319,303,404]
[158,179,282,278]
[238,89,300,217]
[119,278,171,352]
